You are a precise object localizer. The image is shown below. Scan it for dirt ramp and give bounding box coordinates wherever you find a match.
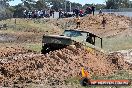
[69,14,131,37]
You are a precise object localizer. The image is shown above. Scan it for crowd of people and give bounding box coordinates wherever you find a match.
[22,6,101,19]
[58,6,96,19]
[22,6,98,29]
[73,6,96,17]
[23,9,55,18]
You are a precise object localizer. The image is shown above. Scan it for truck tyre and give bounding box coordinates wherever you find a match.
[80,77,90,86]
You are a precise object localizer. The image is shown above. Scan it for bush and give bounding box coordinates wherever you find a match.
[0,7,13,21]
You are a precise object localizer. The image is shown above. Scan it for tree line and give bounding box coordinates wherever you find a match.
[106,0,132,9]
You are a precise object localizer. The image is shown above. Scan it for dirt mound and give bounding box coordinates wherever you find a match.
[0,46,32,58]
[69,14,132,37]
[48,18,75,30]
[34,14,132,37]
[0,45,130,87]
[107,52,130,70]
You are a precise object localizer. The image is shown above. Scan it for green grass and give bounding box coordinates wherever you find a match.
[0,18,63,53]
[65,70,132,88]
[71,33,132,53]
[95,35,132,52]
[24,43,42,52]
[0,18,62,35]
[22,70,132,88]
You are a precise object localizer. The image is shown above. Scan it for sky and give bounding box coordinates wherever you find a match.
[9,0,105,6]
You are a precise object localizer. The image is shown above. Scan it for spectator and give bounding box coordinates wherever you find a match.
[28,11,32,18]
[23,10,27,18]
[59,9,63,18]
[75,16,81,28]
[99,9,102,14]
[32,10,35,18]
[102,17,106,28]
[50,9,53,16]
[52,10,55,18]
[37,10,41,18]
[43,10,45,17]
[40,10,44,18]
[74,8,80,17]
[79,10,83,17]
[47,9,50,18]
[91,6,95,16]
[73,9,75,14]
[34,10,37,18]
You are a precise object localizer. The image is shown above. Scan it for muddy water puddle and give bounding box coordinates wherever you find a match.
[0,34,16,42]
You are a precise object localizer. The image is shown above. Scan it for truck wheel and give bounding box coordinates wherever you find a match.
[80,77,90,86]
[41,47,50,54]
[41,49,46,54]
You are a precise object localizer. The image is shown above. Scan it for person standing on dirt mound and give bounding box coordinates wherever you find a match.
[99,9,102,14]
[102,17,106,28]
[75,16,81,28]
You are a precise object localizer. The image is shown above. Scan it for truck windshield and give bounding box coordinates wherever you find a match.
[63,30,82,37]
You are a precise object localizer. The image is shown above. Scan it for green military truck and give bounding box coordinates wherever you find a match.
[41,29,102,54]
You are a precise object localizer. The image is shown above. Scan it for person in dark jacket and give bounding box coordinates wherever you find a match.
[74,8,79,17]
[59,9,62,18]
[91,6,95,16]
[99,9,102,14]
[75,16,81,28]
[102,17,106,28]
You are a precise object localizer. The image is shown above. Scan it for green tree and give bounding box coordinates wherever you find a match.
[0,0,13,20]
[105,0,130,9]
[35,0,47,10]
[70,2,82,11]
[13,4,28,17]
[50,0,63,11]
